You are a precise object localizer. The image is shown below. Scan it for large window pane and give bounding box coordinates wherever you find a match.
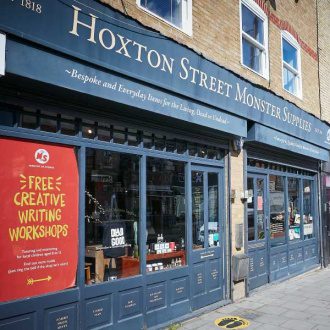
[192,171,204,249]
[146,158,186,271]
[283,39,298,69]
[141,0,183,28]
[288,178,301,241]
[257,178,265,240]
[208,173,219,247]
[242,38,262,73]
[284,67,296,94]
[303,180,314,239]
[247,177,255,241]
[242,4,264,43]
[270,175,286,246]
[85,149,140,284]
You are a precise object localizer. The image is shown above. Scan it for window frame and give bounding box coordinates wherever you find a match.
[137,0,192,36]
[240,0,269,80]
[281,30,302,99]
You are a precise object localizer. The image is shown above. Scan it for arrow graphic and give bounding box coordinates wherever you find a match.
[27,276,52,285]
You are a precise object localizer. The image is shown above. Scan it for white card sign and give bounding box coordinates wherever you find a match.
[0,34,5,76]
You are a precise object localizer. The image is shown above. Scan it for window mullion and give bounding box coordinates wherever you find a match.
[242,31,265,51]
[283,61,299,77]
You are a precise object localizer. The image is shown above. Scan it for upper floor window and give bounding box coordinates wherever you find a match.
[138,0,192,35]
[240,0,269,79]
[282,31,302,98]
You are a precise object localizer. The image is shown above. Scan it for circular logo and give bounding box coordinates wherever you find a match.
[327,129,330,142]
[34,149,49,164]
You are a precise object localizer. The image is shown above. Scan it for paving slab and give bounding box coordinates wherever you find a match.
[173,268,330,330]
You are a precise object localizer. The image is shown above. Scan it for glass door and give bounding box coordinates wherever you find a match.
[247,174,269,290]
[190,166,224,310]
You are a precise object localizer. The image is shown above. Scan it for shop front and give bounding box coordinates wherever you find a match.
[246,124,328,290]
[0,1,329,329]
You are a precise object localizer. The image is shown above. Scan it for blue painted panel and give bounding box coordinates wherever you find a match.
[118,288,142,320]
[85,295,112,329]
[247,124,329,161]
[207,259,221,291]
[6,39,247,138]
[192,263,205,296]
[146,283,166,311]
[249,255,256,277]
[270,255,278,272]
[279,252,288,269]
[170,277,189,305]
[45,304,77,330]
[0,314,35,330]
[1,0,329,148]
[297,248,304,263]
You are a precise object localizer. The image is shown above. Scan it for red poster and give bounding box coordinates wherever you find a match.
[0,138,78,302]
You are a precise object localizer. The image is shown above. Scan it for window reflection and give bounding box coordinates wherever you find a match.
[85,149,140,284]
[303,180,313,239]
[270,175,285,246]
[247,177,255,241]
[146,158,186,272]
[208,173,219,247]
[288,178,301,241]
[192,171,204,249]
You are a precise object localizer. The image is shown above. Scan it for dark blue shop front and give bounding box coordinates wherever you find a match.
[0,1,329,329]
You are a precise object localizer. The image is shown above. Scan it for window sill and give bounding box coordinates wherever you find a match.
[241,62,269,81]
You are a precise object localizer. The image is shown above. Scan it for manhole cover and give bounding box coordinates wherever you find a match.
[215,316,250,329]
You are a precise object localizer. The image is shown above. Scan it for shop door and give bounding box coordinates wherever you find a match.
[247,174,269,290]
[190,166,224,310]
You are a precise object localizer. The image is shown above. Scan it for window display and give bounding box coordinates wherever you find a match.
[303,180,314,239]
[288,178,301,241]
[270,175,285,246]
[146,158,186,271]
[85,149,140,284]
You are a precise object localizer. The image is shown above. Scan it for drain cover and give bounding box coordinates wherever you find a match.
[215,316,250,329]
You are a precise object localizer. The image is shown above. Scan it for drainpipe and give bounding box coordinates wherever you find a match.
[318,161,325,268]
[227,150,233,301]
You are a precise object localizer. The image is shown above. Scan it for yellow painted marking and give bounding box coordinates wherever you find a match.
[215,316,250,329]
[27,275,52,285]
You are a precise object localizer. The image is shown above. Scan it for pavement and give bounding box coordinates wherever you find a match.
[177,267,330,330]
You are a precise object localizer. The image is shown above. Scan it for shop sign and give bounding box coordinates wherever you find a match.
[0,138,79,302]
[0,33,5,76]
[247,124,329,161]
[0,0,329,149]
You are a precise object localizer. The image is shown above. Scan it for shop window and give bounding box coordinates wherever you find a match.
[208,173,219,247]
[112,125,126,144]
[138,0,192,35]
[270,175,286,246]
[240,0,269,78]
[154,134,166,151]
[40,111,58,133]
[282,31,302,98]
[0,106,16,127]
[127,128,141,147]
[60,114,76,136]
[85,149,140,283]
[247,177,255,241]
[21,108,38,129]
[303,180,314,239]
[82,119,96,139]
[146,158,186,272]
[288,177,301,241]
[97,122,111,142]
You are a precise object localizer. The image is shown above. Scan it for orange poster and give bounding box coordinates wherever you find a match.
[0,138,79,302]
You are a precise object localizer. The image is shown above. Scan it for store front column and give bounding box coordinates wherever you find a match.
[230,144,246,301]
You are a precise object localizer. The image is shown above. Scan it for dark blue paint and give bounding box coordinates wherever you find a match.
[6,39,247,138]
[45,304,77,330]
[0,0,329,148]
[247,124,329,161]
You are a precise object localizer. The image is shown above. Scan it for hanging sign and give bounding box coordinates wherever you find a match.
[0,33,5,76]
[0,138,79,302]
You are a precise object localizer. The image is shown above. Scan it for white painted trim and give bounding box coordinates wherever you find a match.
[0,33,5,77]
[136,0,192,36]
[240,0,269,80]
[281,30,302,99]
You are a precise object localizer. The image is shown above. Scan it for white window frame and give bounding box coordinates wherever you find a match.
[281,30,302,99]
[240,0,269,80]
[137,0,192,36]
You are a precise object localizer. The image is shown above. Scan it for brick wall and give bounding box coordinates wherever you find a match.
[318,0,330,122]
[100,0,321,118]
